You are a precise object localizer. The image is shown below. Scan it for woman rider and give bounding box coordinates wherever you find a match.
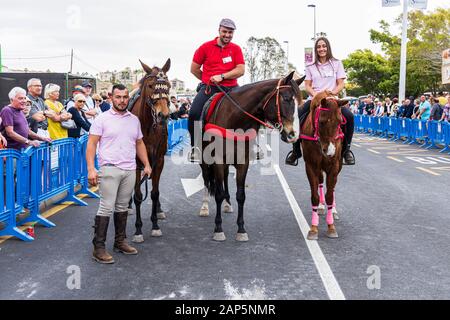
[285,37,355,166]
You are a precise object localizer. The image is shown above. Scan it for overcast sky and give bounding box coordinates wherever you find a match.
[1,0,448,90]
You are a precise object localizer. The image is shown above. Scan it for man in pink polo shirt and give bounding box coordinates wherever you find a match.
[86,84,151,264]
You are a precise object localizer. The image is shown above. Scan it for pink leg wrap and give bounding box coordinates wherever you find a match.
[326,205,334,225]
[319,184,325,204]
[333,191,336,208]
[312,206,319,226]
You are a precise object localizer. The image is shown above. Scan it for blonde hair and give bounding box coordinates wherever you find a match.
[92,93,103,102]
[44,83,60,99]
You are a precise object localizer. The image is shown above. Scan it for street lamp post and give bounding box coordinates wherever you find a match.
[283,40,289,74]
[308,4,316,43]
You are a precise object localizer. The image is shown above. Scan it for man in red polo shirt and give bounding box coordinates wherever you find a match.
[188,18,245,162]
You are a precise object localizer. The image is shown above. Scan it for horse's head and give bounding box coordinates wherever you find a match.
[139,58,171,124]
[311,91,348,157]
[263,71,306,143]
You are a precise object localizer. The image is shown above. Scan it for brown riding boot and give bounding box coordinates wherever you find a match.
[113,211,138,255]
[92,216,115,264]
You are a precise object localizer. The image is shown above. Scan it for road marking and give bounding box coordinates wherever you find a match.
[273,164,345,300]
[430,166,450,172]
[386,156,404,163]
[416,167,440,176]
[352,143,361,148]
[181,173,204,198]
[367,149,381,154]
[0,187,99,244]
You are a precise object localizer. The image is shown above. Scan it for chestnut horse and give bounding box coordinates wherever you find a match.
[201,72,305,242]
[300,91,348,240]
[129,59,171,243]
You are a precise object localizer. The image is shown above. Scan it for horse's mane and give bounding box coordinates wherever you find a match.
[311,90,334,109]
[230,79,278,94]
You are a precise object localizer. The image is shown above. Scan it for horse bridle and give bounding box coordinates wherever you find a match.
[142,72,171,125]
[300,98,346,156]
[213,78,298,132]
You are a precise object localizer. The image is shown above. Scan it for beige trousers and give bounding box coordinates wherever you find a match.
[96,166,136,217]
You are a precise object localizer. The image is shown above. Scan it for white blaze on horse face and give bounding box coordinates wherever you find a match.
[326,143,336,157]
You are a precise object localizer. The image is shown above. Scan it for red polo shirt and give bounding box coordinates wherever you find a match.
[192,37,245,87]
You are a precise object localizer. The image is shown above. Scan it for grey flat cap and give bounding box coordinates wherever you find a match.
[219,18,236,30]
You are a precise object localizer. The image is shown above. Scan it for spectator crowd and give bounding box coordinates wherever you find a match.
[0,77,192,151]
[347,92,450,123]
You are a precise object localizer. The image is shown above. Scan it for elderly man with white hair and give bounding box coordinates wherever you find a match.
[27,78,50,138]
[0,87,52,150]
[44,83,72,140]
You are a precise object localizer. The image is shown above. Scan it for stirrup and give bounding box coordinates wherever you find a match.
[188,147,201,163]
[343,149,355,165]
[285,150,299,166]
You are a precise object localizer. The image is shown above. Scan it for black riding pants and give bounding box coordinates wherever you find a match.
[293,99,354,152]
[188,83,236,147]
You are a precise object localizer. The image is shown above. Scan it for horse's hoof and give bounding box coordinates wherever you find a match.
[318,203,325,215]
[213,232,226,242]
[157,212,166,220]
[151,229,163,237]
[223,202,233,213]
[307,231,318,240]
[132,234,144,243]
[326,229,339,238]
[235,233,249,242]
[199,207,209,217]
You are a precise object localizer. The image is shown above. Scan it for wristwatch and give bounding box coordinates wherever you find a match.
[221,74,225,80]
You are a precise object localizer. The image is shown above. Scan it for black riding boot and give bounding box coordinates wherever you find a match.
[285,139,302,166]
[342,144,355,165]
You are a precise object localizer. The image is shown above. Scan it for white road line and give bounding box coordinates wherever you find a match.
[416,167,440,176]
[367,149,381,154]
[387,156,405,163]
[352,143,361,148]
[273,164,346,300]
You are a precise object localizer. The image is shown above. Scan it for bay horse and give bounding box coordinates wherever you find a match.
[300,91,348,240]
[129,59,171,243]
[200,72,306,241]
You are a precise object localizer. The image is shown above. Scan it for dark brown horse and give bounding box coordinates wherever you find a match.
[300,91,348,240]
[130,59,171,243]
[201,72,305,241]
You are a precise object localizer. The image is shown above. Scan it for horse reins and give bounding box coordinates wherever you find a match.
[300,98,346,156]
[206,79,292,131]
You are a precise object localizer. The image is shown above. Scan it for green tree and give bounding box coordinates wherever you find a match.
[346,8,450,97]
[244,37,293,82]
[343,49,392,96]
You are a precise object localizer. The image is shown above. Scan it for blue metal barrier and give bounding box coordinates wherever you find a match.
[167,118,189,155]
[355,115,450,153]
[0,150,34,241]
[0,136,98,241]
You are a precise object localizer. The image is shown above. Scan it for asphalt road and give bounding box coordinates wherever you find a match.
[1,133,450,300]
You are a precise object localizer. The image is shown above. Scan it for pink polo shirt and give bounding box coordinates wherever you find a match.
[305,59,346,98]
[89,108,143,170]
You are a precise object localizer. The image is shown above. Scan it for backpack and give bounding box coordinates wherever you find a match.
[434,104,443,120]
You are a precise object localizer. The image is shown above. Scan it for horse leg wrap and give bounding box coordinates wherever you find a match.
[312,206,319,226]
[319,184,325,204]
[326,205,334,225]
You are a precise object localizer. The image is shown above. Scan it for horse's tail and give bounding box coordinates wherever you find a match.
[202,164,216,196]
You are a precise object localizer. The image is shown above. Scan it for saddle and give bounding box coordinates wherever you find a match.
[127,88,141,112]
[201,92,225,124]
[201,92,257,141]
